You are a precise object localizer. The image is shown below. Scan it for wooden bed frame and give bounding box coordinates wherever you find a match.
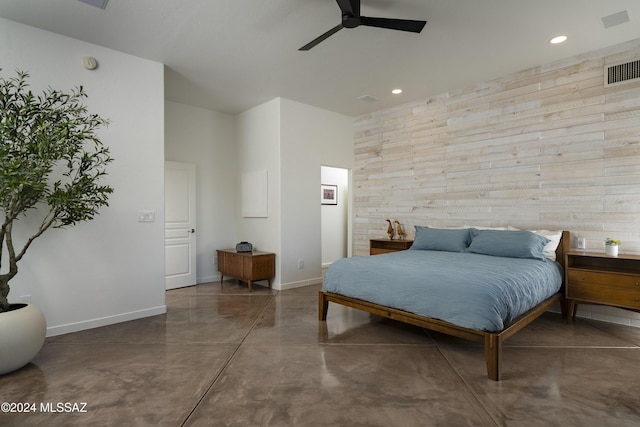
[319,231,570,381]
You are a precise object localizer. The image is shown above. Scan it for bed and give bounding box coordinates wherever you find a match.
[319,227,570,380]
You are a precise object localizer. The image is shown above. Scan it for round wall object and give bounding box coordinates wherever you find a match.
[81,56,98,70]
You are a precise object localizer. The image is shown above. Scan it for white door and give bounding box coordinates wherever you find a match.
[165,161,197,290]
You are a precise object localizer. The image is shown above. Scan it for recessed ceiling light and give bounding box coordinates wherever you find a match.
[549,35,567,44]
[392,89,403,94]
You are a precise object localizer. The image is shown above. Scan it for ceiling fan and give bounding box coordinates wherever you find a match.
[299,0,426,51]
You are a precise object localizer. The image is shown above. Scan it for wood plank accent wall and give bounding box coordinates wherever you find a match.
[354,40,640,257]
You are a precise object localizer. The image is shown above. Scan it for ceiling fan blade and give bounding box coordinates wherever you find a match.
[360,16,426,33]
[336,0,359,16]
[299,24,344,51]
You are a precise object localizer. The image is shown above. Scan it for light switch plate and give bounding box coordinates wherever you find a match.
[138,210,156,222]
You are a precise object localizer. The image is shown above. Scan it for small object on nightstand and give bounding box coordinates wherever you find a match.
[386,219,396,240]
[395,220,406,240]
[235,241,253,252]
[605,238,620,257]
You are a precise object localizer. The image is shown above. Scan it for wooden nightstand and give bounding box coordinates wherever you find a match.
[564,251,640,317]
[217,249,275,292]
[369,239,413,255]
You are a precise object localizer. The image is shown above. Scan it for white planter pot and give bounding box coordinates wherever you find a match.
[0,303,46,375]
[605,245,619,257]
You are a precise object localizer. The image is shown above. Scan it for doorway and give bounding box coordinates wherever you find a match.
[321,166,350,270]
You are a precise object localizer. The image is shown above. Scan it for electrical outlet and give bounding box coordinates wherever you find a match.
[298,259,304,269]
[20,295,31,304]
[577,237,586,250]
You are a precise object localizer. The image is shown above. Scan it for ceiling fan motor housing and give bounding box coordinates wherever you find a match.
[298,0,426,51]
[342,13,360,28]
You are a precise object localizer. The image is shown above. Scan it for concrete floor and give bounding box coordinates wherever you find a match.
[1,281,639,426]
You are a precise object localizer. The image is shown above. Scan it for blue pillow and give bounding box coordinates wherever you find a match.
[410,226,471,252]
[466,229,549,260]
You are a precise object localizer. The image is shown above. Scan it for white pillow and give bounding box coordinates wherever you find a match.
[508,226,562,261]
[463,225,508,230]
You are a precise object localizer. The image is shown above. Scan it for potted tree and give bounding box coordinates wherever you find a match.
[0,70,113,374]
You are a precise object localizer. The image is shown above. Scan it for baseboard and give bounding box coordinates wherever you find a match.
[46,305,167,337]
[548,302,640,328]
[276,277,323,291]
[198,275,323,291]
[197,274,218,284]
[574,303,640,328]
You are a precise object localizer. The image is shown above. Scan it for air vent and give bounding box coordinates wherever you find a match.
[604,60,640,87]
[601,10,630,29]
[358,95,378,103]
[78,0,109,10]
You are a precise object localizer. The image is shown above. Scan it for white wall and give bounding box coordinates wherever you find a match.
[164,101,237,283]
[321,166,349,266]
[1,18,166,336]
[236,99,282,284]
[279,99,354,289]
[235,98,353,290]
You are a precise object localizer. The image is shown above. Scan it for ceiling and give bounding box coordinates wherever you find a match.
[1,0,639,117]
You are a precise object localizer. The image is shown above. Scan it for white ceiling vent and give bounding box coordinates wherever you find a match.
[358,95,378,103]
[78,0,109,10]
[604,60,640,87]
[601,10,630,29]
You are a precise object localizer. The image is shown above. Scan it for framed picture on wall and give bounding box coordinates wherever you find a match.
[321,184,338,205]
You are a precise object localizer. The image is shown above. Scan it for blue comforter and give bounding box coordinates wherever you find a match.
[323,250,563,332]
